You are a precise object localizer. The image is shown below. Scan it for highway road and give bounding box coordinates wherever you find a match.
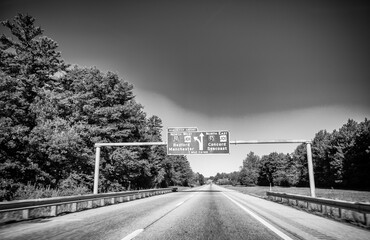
[0,184,369,240]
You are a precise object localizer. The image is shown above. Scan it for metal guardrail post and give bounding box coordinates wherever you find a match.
[71,202,77,212]
[51,205,57,216]
[306,142,316,197]
[93,146,101,194]
[22,209,29,219]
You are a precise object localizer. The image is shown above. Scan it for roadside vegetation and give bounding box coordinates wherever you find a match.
[0,14,205,201]
[211,118,370,193]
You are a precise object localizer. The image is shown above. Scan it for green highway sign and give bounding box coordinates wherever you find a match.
[167,130,230,155]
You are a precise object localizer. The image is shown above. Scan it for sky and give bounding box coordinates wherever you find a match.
[1,0,370,177]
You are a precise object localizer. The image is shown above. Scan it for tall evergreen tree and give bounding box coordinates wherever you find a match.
[342,119,370,189]
[0,14,68,198]
[312,130,333,187]
[239,151,259,186]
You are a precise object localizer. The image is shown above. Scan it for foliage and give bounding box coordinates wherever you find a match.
[310,119,370,189]
[0,14,69,199]
[239,152,259,186]
[212,172,239,185]
[342,119,370,189]
[213,172,229,185]
[212,119,369,190]
[1,182,90,201]
[192,172,205,186]
[257,153,277,186]
[0,14,194,201]
[291,143,309,187]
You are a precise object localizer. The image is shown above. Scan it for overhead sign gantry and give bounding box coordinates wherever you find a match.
[93,127,315,197]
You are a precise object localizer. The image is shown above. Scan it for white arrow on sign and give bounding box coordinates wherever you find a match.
[194,133,204,151]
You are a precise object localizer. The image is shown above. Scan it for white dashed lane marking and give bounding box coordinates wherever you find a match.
[121,229,144,240]
[176,201,184,207]
[120,191,199,240]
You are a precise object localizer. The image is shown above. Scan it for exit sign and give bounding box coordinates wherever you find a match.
[167,130,230,155]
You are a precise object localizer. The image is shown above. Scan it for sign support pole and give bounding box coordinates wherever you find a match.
[93,146,101,194]
[306,142,316,197]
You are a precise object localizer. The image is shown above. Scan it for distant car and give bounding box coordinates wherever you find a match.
[172,187,178,192]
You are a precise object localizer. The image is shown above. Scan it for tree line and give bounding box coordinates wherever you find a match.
[212,118,370,190]
[0,14,203,201]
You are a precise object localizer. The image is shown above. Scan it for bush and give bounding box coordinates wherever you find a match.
[12,184,57,200]
[0,182,91,201]
[0,179,24,201]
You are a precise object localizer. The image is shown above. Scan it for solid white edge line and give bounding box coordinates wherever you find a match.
[221,193,293,240]
[121,229,144,240]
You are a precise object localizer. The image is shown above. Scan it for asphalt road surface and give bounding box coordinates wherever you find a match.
[0,184,369,240]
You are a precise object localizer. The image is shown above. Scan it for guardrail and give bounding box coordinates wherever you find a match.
[266,191,370,227]
[0,188,173,224]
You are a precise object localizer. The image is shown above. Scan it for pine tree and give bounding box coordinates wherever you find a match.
[1,14,68,199]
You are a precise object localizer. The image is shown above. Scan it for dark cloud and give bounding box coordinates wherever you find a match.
[2,0,369,117]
